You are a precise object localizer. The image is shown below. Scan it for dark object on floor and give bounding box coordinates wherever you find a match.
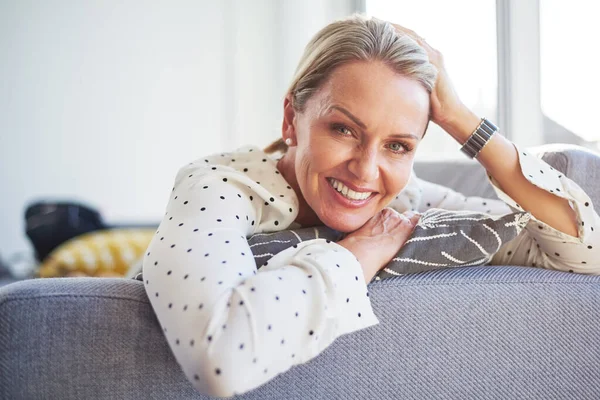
[25,201,105,262]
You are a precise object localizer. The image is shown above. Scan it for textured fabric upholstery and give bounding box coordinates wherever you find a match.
[0,278,17,288]
[2,268,600,399]
[1,144,599,399]
[413,158,498,199]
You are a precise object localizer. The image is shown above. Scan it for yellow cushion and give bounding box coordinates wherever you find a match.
[37,228,155,278]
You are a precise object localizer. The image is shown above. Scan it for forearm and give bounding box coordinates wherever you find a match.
[441,107,579,238]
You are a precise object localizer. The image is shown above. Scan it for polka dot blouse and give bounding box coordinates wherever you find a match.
[142,144,599,397]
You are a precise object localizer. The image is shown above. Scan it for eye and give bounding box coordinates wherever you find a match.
[387,141,413,154]
[332,123,353,136]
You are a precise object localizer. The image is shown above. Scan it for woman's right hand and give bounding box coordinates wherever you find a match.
[337,208,421,283]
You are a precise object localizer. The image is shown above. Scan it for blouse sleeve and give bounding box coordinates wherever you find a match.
[387,144,600,275]
[484,143,600,275]
[142,157,379,398]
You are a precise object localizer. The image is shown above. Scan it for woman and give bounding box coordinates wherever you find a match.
[142,15,599,397]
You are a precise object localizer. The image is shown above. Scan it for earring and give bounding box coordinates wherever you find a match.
[285,138,293,146]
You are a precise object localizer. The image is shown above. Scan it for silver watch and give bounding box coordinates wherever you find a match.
[460,117,499,159]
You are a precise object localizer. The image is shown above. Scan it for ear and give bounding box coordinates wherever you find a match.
[282,94,297,143]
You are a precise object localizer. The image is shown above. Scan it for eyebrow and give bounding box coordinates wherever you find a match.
[328,105,419,140]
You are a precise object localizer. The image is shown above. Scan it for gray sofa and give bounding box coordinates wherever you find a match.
[1,144,600,400]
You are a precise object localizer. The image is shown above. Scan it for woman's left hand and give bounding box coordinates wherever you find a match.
[391,23,467,129]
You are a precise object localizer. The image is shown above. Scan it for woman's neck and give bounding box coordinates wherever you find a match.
[276,149,323,228]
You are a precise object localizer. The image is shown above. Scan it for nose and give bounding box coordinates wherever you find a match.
[347,147,380,183]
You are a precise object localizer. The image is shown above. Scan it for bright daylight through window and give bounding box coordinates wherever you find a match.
[540,0,600,149]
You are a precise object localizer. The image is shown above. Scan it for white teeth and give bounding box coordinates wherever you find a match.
[328,178,372,201]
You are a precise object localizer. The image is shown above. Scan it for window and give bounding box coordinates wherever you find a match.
[540,0,600,148]
[365,0,498,158]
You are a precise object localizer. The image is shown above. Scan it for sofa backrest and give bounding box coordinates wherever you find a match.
[414,144,600,208]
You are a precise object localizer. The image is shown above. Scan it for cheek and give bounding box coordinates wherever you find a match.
[299,132,337,175]
[295,152,311,181]
[294,148,319,195]
[382,163,413,195]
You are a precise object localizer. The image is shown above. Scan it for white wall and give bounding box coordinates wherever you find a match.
[0,0,354,270]
[228,0,355,149]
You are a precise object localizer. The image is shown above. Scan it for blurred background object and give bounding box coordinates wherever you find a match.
[35,227,155,278]
[1,0,598,278]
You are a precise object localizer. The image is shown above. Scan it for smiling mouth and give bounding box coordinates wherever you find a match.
[326,177,376,201]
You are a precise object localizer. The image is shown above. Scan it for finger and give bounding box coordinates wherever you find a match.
[400,212,421,228]
[409,213,421,225]
[392,24,418,38]
[396,212,419,228]
[398,213,410,223]
[391,24,429,47]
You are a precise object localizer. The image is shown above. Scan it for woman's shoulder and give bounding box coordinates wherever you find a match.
[181,145,279,172]
[170,145,298,232]
[172,144,288,187]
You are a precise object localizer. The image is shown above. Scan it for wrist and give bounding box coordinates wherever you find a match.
[337,238,381,283]
[439,106,481,144]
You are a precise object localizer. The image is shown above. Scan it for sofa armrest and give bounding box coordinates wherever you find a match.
[2,266,600,399]
[0,278,18,288]
[413,144,600,207]
[533,143,600,207]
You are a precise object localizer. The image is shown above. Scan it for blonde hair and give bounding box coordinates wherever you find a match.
[264,13,437,154]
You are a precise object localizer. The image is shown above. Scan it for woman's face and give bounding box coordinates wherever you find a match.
[283,60,430,232]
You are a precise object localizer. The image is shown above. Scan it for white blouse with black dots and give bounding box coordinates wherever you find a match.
[142,144,599,397]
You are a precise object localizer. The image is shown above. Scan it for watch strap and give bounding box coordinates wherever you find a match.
[460,117,499,159]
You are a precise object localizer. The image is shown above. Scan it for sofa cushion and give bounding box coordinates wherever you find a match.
[374,209,530,280]
[132,209,530,283]
[39,228,155,278]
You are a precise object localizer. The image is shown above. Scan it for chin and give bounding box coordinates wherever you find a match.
[319,212,369,233]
